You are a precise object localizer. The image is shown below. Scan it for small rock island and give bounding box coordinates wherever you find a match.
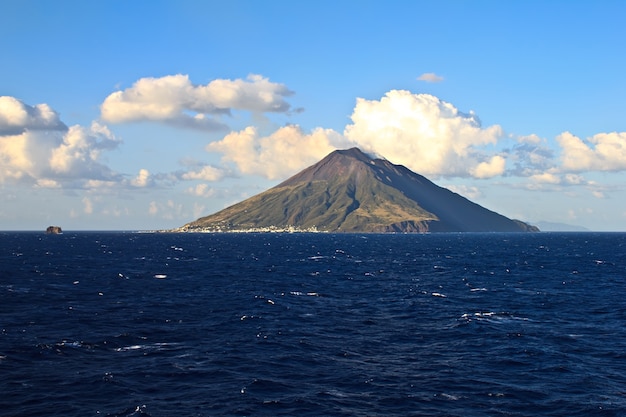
[45,226,63,234]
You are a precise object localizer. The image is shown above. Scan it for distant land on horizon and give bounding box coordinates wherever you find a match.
[177,148,539,233]
[535,221,590,232]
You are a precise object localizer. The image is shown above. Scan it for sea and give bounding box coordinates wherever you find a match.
[1,231,626,417]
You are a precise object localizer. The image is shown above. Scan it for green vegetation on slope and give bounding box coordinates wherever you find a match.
[185,169,438,232]
[181,148,538,233]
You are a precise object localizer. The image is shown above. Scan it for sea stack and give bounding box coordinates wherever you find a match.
[46,226,63,234]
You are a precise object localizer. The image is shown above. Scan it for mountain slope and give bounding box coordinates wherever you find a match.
[181,148,538,233]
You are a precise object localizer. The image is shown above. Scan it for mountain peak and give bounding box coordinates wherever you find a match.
[182,148,538,233]
[277,147,376,186]
[332,147,374,160]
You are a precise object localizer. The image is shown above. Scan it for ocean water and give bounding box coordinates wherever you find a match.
[1,231,626,417]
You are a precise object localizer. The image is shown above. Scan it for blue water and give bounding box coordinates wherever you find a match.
[1,232,626,416]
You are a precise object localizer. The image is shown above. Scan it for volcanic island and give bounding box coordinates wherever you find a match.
[175,148,538,233]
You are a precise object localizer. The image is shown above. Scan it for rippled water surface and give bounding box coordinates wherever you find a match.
[1,232,626,416]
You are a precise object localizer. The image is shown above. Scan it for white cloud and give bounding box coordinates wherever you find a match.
[82,197,94,214]
[417,72,444,83]
[344,90,504,178]
[563,173,584,185]
[517,134,542,144]
[49,122,121,179]
[529,171,561,184]
[520,167,609,196]
[0,98,123,187]
[0,96,66,135]
[202,74,293,112]
[180,165,224,181]
[470,155,506,179]
[558,131,626,172]
[0,131,43,181]
[131,169,152,187]
[35,178,60,188]
[207,124,348,180]
[100,74,293,130]
[83,179,118,189]
[186,183,215,197]
[148,199,184,220]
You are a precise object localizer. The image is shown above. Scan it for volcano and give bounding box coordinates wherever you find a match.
[180,148,538,233]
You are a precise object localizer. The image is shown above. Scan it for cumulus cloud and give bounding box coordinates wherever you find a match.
[35,178,60,188]
[520,165,607,196]
[180,165,224,181]
[0,130,49,182]
[558,131,626,172]
[1,95,233,191]
[0,97,122,186]
[344,90,505,178]
[504,134,612,192]
[186,183,215,198]
[207,124,348,180]
[529,170,561,184]
[198,86,626,192]
[470,155,506,179]
[49,122,121,178]
[0,96,66,135]
[417,72,444,83]
[100,74,293,130]
[131,169,152,187]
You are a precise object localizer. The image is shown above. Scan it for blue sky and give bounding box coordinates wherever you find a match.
[1,0,625,231]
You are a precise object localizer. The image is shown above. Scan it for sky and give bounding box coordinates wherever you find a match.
[1,0,626,231]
